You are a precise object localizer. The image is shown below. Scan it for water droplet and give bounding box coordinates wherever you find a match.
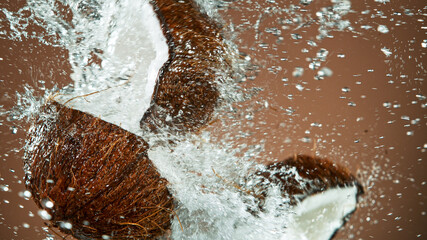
[377,25,389,33]
[317,67,333,77]
[60,221,73,230]
[37,210,52,220]
[342,87,351,93]
[18,190,32,198]
[10,126,18,134]
[295,84,305,91]
[0,185,10,192]
[316,48,329,60]
[291,33,302,40]
[292,67,304,77]
[22,223,30,229]
[307,40,317,47]
[422,40,427,48]
[300,0,313,5]
[310,122,322,127]
[381,47,392,57]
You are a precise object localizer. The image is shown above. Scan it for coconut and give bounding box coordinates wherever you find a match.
[248,155,363,240]
[24,101,173,239]
[141,0,230,132]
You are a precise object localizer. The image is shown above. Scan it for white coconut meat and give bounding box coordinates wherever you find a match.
[58,0,168,134]
[283,185,359,240]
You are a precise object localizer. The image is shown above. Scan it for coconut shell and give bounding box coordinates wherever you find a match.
[249,154,363,206]
[141,0,230,132]
[24,100,173,239]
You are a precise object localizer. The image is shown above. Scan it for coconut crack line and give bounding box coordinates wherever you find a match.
[141,0,233,132]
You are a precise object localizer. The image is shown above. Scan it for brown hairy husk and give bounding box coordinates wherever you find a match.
[250,154,364,205]
[25,101,173,239]
[141,0,231,132]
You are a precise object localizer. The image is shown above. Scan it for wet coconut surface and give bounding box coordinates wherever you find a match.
[25,101,173,239]
[1,0,426,240]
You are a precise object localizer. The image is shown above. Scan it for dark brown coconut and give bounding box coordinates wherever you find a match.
[141,0,230,132]
[247,154,363,239]
[24,100,173,239]
[251,154,363,204]
[249,155,363,208]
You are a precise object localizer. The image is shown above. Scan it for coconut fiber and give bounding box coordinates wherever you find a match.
[141,0,231,132]
[25,101,173,239]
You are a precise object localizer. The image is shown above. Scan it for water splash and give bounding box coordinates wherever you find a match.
[2,0,425,239]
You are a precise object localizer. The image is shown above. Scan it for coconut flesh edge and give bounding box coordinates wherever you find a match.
[283,185,358,240]
[57,0,168,135]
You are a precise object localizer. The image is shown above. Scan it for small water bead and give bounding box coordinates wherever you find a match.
[291,33,302,40]
[292,67,304,77]
[317,67,333,77]
[381,47,392,57]
[18,190,32,199]
[307,40,317,47]
[295,84,305,91]
[309,60,321,70]
[377,25,389,33]
[0,185,10,192]
[383,102,391,108]
[310,122,323,127]
[422,40,427,48]
[42,199,54,209]
[22,223,30,228]
[342,87,351,93]
[316,48,329,60]
[59,221,73,230]
[37,210,52,220]
[10,126,18,134]
[300,0,313,5]
[348,102,356,107]
[300,136,311,143]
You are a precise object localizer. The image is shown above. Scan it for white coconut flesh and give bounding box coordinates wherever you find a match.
[58,1,168,135]
[283,185,358,240]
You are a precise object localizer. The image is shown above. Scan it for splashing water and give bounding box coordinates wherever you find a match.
[1,0,426,239]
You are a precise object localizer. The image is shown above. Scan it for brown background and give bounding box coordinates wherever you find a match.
[1,0,426,239]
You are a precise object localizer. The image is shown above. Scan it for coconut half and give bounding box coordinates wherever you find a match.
[141,0,231,132]
[25,101,173,239]
[249,155,363,240]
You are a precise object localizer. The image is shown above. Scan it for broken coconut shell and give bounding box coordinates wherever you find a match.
[141,0,231,132]
[24,100,173,239]
[247,154,363,240]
